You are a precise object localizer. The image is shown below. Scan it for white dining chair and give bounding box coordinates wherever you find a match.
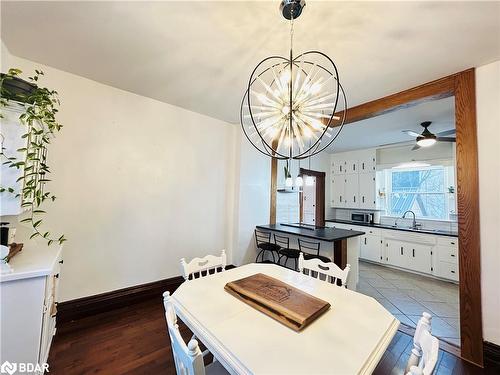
[163,292,229,375]
[180,250,226,281]
[298,252,351,287]
[405,312,440,375]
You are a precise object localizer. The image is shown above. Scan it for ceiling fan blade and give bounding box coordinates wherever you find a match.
[402,130,420,138]
[437,137,456,142]
[411,144,421,151]
[437,129,456,137]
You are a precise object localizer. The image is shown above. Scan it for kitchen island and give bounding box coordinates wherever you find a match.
[256,223,365,290]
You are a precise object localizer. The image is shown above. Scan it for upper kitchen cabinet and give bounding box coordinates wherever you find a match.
[359,172,376,209]
[330,149,377,209]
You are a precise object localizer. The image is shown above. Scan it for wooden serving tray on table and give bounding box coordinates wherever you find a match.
[224,273,330,331]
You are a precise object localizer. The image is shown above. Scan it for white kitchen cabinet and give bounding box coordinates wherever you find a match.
[331,158,345,174]
[345,159,358,174]
[330,175,345,207]
[0,231,63,371]
[330,149,377,209]
[359,154,376,172]
[434,239,459,282]
[345,174,359,208]
[359,172,376,209]
[385,239,408,268]
[434,260,459,282]
[385,239,432,274]
[406,243,433,274]
[360,234,383,263]
[327,221,458,282]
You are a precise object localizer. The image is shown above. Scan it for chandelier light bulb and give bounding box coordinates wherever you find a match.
[285,177,293,187]
[295,176,304,187]
[280,69,291,85]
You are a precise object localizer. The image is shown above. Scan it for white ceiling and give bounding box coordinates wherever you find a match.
[1,1,499,124]
[327,96,455,153]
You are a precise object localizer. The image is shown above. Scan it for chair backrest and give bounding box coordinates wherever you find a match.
[298,252,350,287]
[273,233,290,249]
[180,250,226,281]
[298,238,321,256]
[255,230,271,247]
[163,292,206,375]
[405,312,440,375]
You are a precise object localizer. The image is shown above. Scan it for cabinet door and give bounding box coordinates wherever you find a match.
[360,154,376,172]
[386,239,407,269]
[344,174,359,208]
[331,158,345,174]
[359,172,376,209]
[345,159,358,174]
[360,234,382,263]
[330,175,345,207]
[406,243,433,274]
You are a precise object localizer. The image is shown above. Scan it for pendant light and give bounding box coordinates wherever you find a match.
[240,0,347,160]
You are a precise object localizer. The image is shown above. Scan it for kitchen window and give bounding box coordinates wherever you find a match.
[380,165,456,221]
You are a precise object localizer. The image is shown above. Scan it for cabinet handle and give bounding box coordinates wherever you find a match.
[340,165,342,172]
[353,164,356,171]
[353,195,356,203]
[362,196,365,203]
[59,260,64,264]
[413,249,415,257]
[451,254,455,257]
[362,162,365,170]
[54,273,59,279]
[400,247,403,255]
[451,242,455,245]
[451,270,455,274]
[340,195,342,202]
[364,238,367,245]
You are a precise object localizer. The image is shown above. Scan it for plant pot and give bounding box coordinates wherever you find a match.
[0,73,37,103]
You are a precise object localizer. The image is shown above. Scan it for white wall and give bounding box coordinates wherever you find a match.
[476,60,500,345]
[2,48,236,302]
[231,131,270,265]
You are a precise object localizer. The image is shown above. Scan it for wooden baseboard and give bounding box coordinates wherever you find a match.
[57,265,235,323]
[484,341,500,367]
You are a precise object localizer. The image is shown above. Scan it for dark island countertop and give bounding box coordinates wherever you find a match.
[326,219,458,238]
[256,223,365,242]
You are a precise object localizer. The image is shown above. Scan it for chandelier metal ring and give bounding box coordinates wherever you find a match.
[240,51,347,160]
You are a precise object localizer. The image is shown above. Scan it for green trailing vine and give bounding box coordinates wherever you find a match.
[0,68,66,246]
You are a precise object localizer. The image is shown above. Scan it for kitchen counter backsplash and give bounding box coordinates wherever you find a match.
[330,209,458,233]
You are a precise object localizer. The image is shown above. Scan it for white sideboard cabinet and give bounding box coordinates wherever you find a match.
[1,235,63,373]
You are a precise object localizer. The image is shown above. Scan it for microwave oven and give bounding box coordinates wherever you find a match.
[351,212,372,224]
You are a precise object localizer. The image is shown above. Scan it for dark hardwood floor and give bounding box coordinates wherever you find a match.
[48,298,499,374]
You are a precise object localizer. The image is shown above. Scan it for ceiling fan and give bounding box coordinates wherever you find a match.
[402,121,456,150]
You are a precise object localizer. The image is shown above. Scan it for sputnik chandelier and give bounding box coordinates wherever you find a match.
[240,0,347,160]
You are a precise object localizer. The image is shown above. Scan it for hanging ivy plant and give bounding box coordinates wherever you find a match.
[0,68,66,246]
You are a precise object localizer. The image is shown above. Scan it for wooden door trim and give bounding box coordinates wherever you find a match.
[269,68,483,366]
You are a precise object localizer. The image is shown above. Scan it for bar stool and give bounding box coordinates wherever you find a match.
[298,238,331,263]
[275,234,301,270]
[255,229,280,264]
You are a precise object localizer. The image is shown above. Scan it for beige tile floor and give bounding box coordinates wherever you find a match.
[358,261,460,346]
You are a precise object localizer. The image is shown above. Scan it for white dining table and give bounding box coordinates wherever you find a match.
[172,263,399,375]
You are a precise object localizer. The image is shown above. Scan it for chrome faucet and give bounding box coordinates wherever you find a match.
[402,210,420,229]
